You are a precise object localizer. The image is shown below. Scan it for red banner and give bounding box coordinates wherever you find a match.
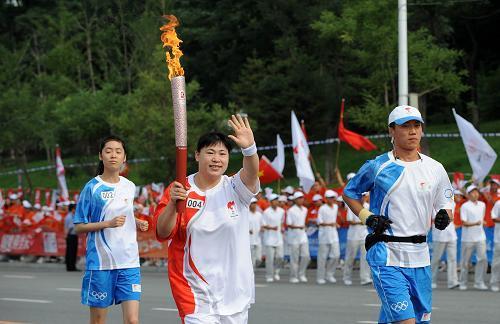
[0,230,168,258]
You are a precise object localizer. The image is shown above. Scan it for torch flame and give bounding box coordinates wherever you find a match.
[160,15,184,80]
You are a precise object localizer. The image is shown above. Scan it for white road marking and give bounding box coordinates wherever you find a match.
[56,288,80,292]
[356,321,378,323]
[365,289,377,292]
[363,303,381,307]
[0,298,52,304]
[151,308,177,312]
[255,284,268,287]
[2,275,35,279]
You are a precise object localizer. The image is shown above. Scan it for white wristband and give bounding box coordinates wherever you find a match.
[241,143,257,156]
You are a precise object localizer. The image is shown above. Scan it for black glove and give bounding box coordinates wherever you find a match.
[434,209,450,230]
[366,215,392,234]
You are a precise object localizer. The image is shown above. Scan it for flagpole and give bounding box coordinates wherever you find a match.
[301,119,321,179]
[334,137,341,170]
[277,178,281,194]
[334,98,345,172]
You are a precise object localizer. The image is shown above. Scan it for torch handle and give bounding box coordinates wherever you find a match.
[171,76,188,214]
[176,147,188,213]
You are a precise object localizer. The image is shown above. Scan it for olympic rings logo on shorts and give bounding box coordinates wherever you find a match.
[390,300,409,312]
[91,290,108,300]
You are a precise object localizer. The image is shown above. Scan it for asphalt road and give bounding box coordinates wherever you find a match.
[0,262,498,324]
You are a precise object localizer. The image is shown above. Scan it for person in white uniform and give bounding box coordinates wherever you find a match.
[459,184,488,291]
[249,198,263,268]
[154,115,259,324]
[430,190,460,289]
[74,136,149,324]
[262,194,285,282]
[343,192,371,286]
[286,191,310,283]
[343,106,454,324]
[278,195,288,209]
[491,199,500,292]
[316,190,340,284]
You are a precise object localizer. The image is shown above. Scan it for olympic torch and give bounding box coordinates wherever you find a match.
[160,15,187,213]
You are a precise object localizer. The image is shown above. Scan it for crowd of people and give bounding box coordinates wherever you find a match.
[247,176,500,293]
[0,184,161,270]
[1,165,499,295]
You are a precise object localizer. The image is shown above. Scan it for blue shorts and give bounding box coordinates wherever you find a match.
[81,268,141,308]
[371,266,432,324]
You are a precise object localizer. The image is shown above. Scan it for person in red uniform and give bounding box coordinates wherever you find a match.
[306,194,323,225]
[453,189,466,228]
[304,179,326,207]
[481,178,499,228]
[256,191,270,212]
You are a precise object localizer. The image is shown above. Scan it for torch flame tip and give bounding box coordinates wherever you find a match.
[160,14,184,79]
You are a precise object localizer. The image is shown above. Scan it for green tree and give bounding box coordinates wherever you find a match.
[312,0,468,133]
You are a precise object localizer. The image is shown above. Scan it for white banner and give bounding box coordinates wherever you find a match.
[291,111,315,193]
[271,134,285,175]
[453,109,497,183]
[55,147,69,202]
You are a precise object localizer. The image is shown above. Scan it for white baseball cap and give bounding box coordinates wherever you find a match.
[312,194,323,202]
[264,187,274,198]
[466,184,478,194]
[489,178,500,186]
[268,193,279,201]
[388,105,424,126]
[292,191,304,200]
[283,186,294,195]
[250,197,258,204]
[22,200,32,208]
[346,172,356,181]
[336,196,343,202]
[325,190,338,198]
[278,195,287,202]
[453,189,464,196]
[9,193,18,200]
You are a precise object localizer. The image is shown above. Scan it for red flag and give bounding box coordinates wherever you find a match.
[338,99,377,151]
[453,172,465,189]
[258,155,282,184]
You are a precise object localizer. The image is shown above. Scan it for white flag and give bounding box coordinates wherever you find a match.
[271,134,285,174]
[51,189,57,210]
[55,146,69,202]
[453,109,497,183]
[291,111,315,192]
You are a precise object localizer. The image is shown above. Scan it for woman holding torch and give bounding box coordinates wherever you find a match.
[154,114,259,323]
